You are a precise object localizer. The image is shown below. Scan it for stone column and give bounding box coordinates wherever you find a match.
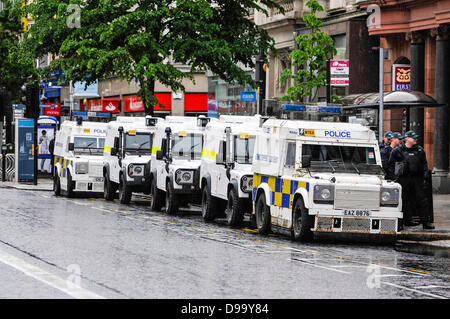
[408,32,425,146]
[433,26,450,193]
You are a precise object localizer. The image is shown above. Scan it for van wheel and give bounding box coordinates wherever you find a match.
[201,184,216,222]
[66,171,74,198]
[255,192,271,235]
[292,197,314,242]
[165,181,179,215]
[150,178,164,211]
[54,173,61,196]
[225,188,244,227]
[104,174,116,201]
[119,174,132,204]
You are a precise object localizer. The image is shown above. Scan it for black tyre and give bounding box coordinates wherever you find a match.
[150,178,164,211]
[104,173,116,201]
[201,184,216,222]
[255,192,271,235]
[54,172,61,196]
[292,197,314,242]
[118,174,132,204]
[165,181,179,215]
[225,188,245,227]
[66,171,74,198]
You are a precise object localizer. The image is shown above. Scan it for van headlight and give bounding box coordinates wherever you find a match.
[128,164,145,177]
[380,187,399,207]
[75,162,88,174]
[175,169,194,184]
[313,185,335,204]
[240,175,253,193]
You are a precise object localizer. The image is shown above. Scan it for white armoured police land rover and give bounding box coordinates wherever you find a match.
[150,116,211,215]
[252,119,403,241]
[103,116,160,204]
[53,119,107,197]
[200,115,264,226]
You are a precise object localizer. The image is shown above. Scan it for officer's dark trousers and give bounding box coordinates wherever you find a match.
[398,175,431,223]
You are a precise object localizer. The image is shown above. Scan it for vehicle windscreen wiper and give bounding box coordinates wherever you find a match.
[351,161,360,175]
[137,141,149,150]
[327,160,336,174]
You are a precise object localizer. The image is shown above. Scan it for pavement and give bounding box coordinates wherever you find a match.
[1,179,449,255]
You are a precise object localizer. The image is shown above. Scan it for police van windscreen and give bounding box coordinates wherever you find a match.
[301,144,383,174]
[73,137,104,155]
[125,133,152,152]
[234,135,255,164]
[171,133,203,160]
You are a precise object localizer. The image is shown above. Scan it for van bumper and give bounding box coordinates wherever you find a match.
[310,209,402,235]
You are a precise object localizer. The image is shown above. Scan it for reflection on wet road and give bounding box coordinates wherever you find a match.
[0,188,448,299]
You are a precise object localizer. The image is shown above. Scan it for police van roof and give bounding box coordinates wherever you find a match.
[164,116,198,124]
[61,120,108,129]
[116,116,146,124]
[60,120,108,135]
[262,119,375,143]
[218,115,261,125]
[263,119,370,132]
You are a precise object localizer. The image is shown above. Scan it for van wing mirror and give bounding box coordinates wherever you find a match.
[111,147,118,156]
[302,155,311,168]
[68,143,74,151]
[156,150,164,160]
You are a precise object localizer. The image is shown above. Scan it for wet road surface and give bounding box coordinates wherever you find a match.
[0,188,448,299]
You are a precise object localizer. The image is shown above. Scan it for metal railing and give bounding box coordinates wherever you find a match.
[0,154,15,181]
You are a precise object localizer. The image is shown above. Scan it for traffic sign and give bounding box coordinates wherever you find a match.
[240,91,257,102]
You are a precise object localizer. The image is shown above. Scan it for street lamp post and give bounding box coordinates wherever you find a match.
[379,48,384,144]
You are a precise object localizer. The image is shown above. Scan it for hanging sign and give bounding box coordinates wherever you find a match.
[392,64,411,91]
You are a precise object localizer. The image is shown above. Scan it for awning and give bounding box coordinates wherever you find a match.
[340,91,446,110]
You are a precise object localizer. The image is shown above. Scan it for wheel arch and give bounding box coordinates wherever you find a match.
[201,173,211,191]
[227,179,239,196]
[293,188,311,210]
[256,183,271,206]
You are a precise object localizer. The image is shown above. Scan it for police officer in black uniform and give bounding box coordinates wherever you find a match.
[382,132,403,180]
[388,130,435,229]
[379,131,392,150]
[380,132,393,173]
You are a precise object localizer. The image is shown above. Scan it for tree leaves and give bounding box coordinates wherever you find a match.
[280,0,336,103]
[25,0,282,114]
[0,1,36,101]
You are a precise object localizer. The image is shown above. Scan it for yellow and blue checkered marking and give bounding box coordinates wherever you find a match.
[54,156,73,177]
[253,174,309,209]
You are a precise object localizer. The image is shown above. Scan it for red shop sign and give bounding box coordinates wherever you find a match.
[102,98,120,113]
[42,102,61,116]
[124,95,145,112]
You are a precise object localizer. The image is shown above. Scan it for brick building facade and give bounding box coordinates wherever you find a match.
[361,0,450,192]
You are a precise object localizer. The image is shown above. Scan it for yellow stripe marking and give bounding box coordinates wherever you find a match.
[407,269,430,275]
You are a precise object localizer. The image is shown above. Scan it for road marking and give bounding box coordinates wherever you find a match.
[92,207,111,213]
[414,285,450,289]
[241,228,258,233]
[290,258,351,274]
[380,282,447,299]
[407,269,430,275]
[0,248,104,299]
[334,255,352,261]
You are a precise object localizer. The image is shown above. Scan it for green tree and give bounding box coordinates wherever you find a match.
[26,0,282,115]
[280,0,336,103]
[0,0,36,101]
